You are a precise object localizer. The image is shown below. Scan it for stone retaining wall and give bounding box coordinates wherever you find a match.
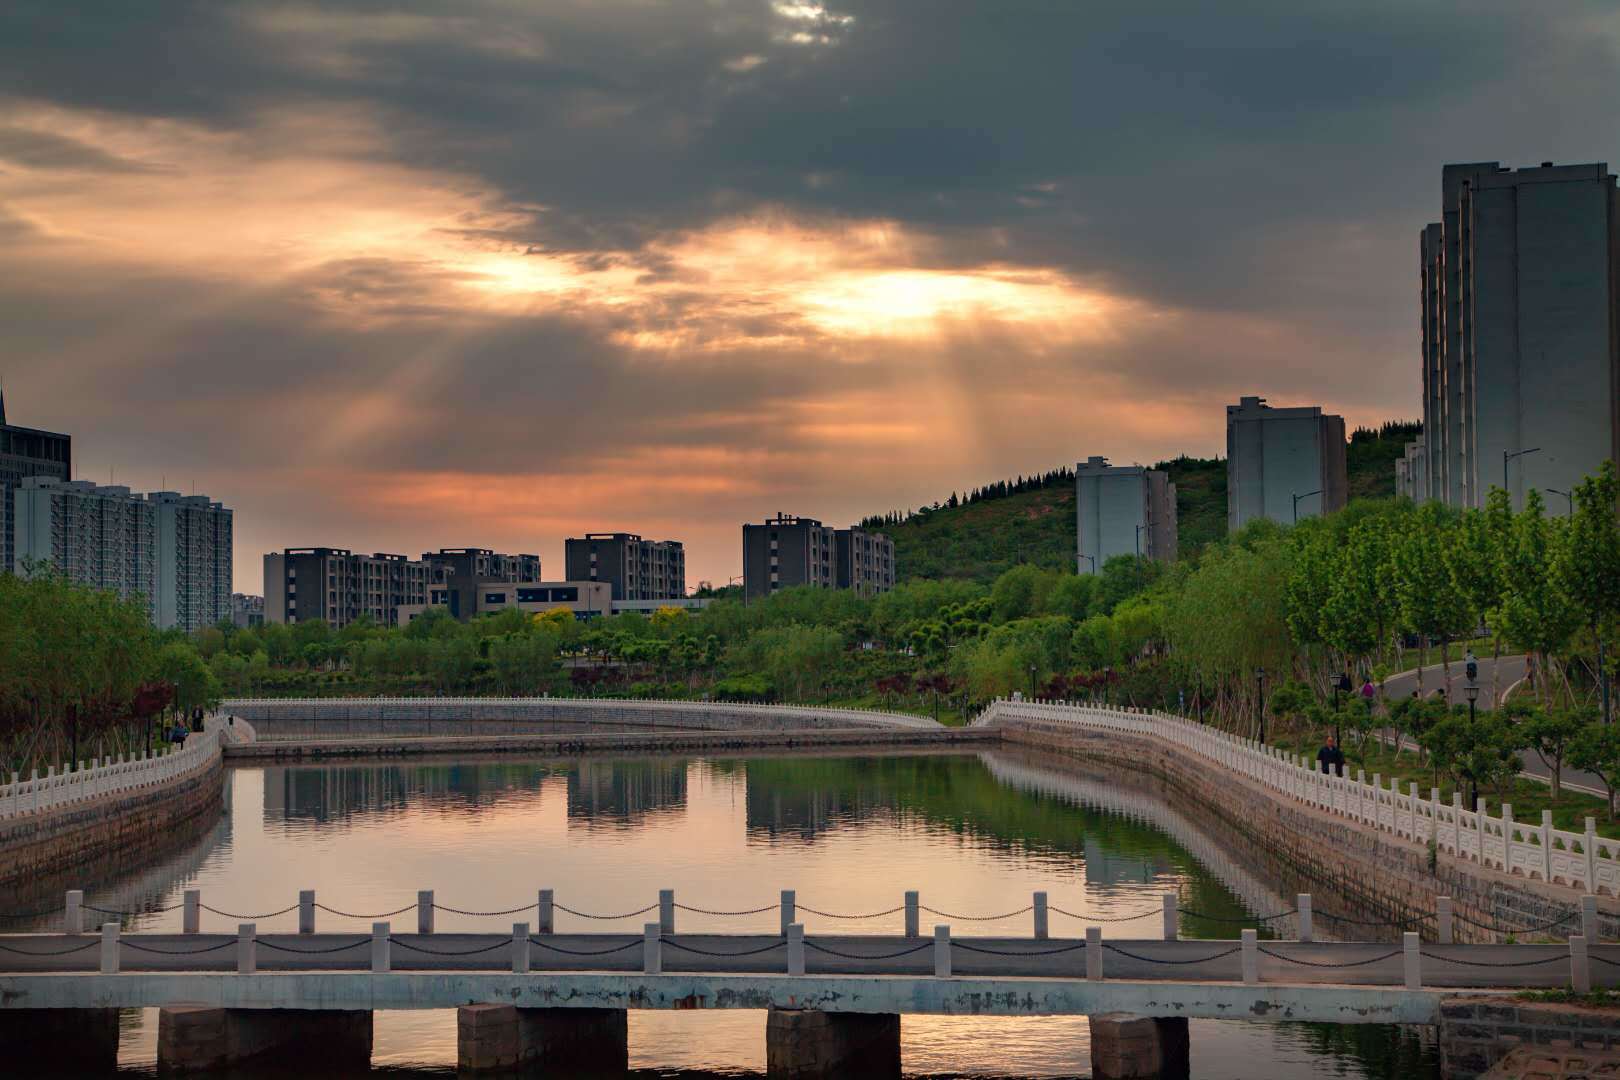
[0,751,224,890]
[997,718,1620,943]
[1439,997,1620,1079]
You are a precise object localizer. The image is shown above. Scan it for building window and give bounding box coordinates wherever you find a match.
[485,593,507,605]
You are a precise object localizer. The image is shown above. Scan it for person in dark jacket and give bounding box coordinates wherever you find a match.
[1316,734,1346,776]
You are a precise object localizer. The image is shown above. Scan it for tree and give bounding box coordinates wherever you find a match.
[1393,502,1469,688]
[1492,490,1578,702]
[1551,460,1620,721]
[1518,702,1590,803]
[1447,490,1511,701]
[1572,722,1620,821]
[1422,707,1523,810]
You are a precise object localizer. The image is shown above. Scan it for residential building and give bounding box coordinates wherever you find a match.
[834,526,896,595]
[1421,161,1620,508]
[1226,396,1348,529]
[564,533,685,601]
[422,547,542,620]
[742,514,894,599]
[396,580,612,626]
[0,390,71,574]
[263,548,431,628]
[12,479,232,630]
[1395,439,1430,501]
[1075,456,1178,572]
[13,478,158,620]
[148,490,233,632]
[231,593,265,629]
[742,514,836,600]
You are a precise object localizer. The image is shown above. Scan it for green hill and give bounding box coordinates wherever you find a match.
[866,421,1421,584]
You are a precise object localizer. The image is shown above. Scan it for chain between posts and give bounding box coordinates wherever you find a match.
[527,937,643,957]
[257,937,372,955]
[1101,943,1243,965]
[554,903,659,920]
[200,904,300,920]
[1256,946,1404,968]
[920,905,1033,921]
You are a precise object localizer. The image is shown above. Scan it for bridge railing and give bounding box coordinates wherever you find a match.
[0,725,221,821]
[220,696,943,730]
[979,698,1620,897]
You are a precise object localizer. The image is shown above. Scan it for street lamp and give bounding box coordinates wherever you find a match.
[1291,489,1323,524]
[1503,447,1541,500]
[1079,553,1096,574]
[1464,682,1480,810]
[1255,667,1268,744]
[1134,524,1145,558]
[1028,663,1037,701]
[1545,488,1573,518]
[1330,672,1352,746]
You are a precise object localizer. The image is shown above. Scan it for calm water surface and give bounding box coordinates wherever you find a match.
[68,749,1435,1078]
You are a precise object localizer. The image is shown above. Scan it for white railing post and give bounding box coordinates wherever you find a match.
[1571,934,1592,993]
[1584,895,1600,943]
[1241,929,1257,985]
[1085,927,1101,980]
[781,890,796,937]
[1542,811,1554,883]
[371,922,390,973]
[1588,819,1600,892]
[65,890,83,935]
[538,889,554,934]
[299,890,315,934]
[1162,893,1178,940]
[1437,897,1453,944]
[1403,932,1421,989]
[643,923,662,974]
[934,925,951,977]
[659,889,675,934]
[100,922,120,974]
[512,923,530,974]
[418,890,434,935]
[1033,892,1048,939]
[905,891,920,938]
[787,923,805,976]
[183,890,200,934]
[238,923,257,974]
[1297,895,1312,943]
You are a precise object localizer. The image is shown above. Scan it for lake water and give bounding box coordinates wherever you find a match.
[67,748,1437,1077]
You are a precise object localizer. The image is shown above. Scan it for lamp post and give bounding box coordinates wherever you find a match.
[1255,667,1268,744]
[1028,663,1037,702]
[1330,673,1351,746]
[1464,681,1480,810]
[1291,489,1323,524]
[1503,447,1541,501]
[1135,524,1145,558]
[1546,488,1573,518]
[1079,553,1096,575]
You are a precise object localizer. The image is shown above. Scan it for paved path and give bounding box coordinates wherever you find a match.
[1383,654,1529,708]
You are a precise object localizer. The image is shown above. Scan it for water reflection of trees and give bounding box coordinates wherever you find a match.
[566,759,687,828]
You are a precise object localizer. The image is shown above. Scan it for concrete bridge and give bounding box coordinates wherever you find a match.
[4,886,1617,1078]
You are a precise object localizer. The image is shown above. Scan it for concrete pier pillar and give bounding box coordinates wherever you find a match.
[1089,1014,1190,1080]
[765,1007,901,1079]
[456,1004,628,1074]
[156,1006,372,1074]
[0,1007,120,1072]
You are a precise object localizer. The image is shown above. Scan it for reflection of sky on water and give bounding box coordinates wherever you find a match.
[90,753,1435,1078]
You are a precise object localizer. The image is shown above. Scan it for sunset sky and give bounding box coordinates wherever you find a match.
[4,1,1618,592]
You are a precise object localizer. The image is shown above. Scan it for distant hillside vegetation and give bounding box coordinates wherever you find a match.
[863,421,1422,584]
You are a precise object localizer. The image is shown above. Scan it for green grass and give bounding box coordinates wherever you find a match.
[1516,988,1620,1008]
[873,422,1420,584]
[1273,728,1620,839]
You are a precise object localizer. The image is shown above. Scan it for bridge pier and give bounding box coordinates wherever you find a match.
[0,1007,120,1071]
[456,1004,627,1074]
[156,1005,371,1074]
[765,1006,901,1079]
[1089,1013,1190,1080]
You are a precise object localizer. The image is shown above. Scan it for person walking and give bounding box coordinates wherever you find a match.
[1316,733,1345,777]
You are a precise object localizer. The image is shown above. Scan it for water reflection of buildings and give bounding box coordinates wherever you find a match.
[566,760,687,828]
[262,763,554,826]
[745,784,873,841]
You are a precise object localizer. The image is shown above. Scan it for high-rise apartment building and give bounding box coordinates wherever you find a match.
[742,514,894,599]
[834,527,896,595]
[0,391,71,575]
[1395,439,1430,501]
[263,548,431,628]
[423,547,541,619]
[149,490,233,632]
[564,533,685,601]
[1226,396,1348,530]
[13,478,158,619]
[1075,456,1178,572]
[1421,161,1620,509]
